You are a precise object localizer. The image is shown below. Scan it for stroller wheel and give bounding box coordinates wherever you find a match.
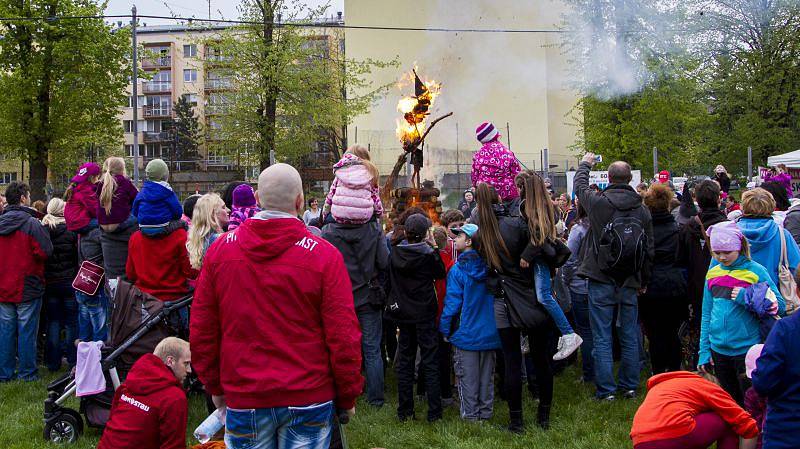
[44,411,83,444]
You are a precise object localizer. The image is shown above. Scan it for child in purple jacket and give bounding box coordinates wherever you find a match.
[227,184,260,231]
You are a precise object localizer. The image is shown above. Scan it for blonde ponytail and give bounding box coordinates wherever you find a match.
[99,157,127,215]
[186,193,224,270]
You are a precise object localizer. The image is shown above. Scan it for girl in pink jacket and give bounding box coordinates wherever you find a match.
[324,146,383,225]
[471,122,521,202]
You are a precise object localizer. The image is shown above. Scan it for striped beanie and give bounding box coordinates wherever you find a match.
[476,122,499,144]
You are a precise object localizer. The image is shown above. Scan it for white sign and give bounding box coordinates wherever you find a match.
[566,170,642,197]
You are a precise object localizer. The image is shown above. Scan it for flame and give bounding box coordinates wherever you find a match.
[394,68,441,145]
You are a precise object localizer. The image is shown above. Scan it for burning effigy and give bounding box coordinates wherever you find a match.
[383,67,453,224]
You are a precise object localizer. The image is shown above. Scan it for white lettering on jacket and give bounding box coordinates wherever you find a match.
[295,237,319,252]
[120,393,151,412]
[225,232,237,243]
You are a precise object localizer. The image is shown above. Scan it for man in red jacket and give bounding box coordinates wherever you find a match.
[97,337,191,449]
[191,163,363,449]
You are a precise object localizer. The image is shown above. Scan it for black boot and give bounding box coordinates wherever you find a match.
[537,404,551,430]
[508,410,524,434]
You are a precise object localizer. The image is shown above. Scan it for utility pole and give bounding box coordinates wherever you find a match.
[652,146,658,179]
[747,146,753,182]
[132,5,140,184]
[543,148,549,179]
[455,122,460,192]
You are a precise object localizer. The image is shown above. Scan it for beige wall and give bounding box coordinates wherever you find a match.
[344,0,581,180]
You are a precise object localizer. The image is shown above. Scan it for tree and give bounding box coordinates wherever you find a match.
[171,96,202,165]
[0,0,129,199]
[201,1,395,171]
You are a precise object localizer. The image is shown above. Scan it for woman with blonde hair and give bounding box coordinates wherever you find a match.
[186,193,229,270]
[96,156,139,284]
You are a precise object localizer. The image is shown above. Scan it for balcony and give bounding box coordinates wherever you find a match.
[142,56,171,69]
[143,131,173,143]
[142,82,172,94]
[205,104,229,115]
[205,78,233,90]
[205,53,232,64]
[143,106,172,118]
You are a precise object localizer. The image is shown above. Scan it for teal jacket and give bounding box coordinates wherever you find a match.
[699,256,784,365]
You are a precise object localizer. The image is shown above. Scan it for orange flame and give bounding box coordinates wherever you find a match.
[394,68,441,144]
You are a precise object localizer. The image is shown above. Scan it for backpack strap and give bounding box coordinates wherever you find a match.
[779,224,789,269]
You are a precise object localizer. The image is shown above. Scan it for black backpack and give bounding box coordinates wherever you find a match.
[596,206,647,280]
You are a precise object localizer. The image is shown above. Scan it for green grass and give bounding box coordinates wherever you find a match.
[0,366,641,449]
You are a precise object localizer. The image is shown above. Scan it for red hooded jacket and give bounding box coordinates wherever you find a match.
[97,354,188,449]
[65,182,99,232]
[630,371,759,446]
[190,215,364,410]
[126,227,197,301]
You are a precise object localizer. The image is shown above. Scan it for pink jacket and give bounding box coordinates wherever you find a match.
[65,182,99,232]
[471,139,521,201]
[325,154,383,225]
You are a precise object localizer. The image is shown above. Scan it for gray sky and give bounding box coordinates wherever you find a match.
[105,0,345,24]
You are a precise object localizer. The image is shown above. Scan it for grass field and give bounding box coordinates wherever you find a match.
[0,366,642,449]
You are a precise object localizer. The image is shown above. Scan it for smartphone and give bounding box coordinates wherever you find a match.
[594,155,603,163]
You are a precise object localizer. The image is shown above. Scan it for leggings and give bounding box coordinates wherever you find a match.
[498,325,555,412]
[634,412,740,449]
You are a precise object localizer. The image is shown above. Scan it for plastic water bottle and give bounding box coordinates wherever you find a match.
[193,408,226,444]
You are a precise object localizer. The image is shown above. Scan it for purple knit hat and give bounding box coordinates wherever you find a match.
[706,221,743,252]
[232,184,256,208]
[71,162,101,183]
[476,122,499,144]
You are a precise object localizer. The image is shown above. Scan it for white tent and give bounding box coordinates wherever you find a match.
[767,150,800,168]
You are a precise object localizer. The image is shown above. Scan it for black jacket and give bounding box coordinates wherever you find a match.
[322,221,389,310]
[784,204,800,247]
[100,225,137,280]
[640,210,686,299]
[386,241,446,324]
[574,162,654,289]
[714,173,731,193]
[675,208,727,313]
[44,223,79,285]
[78,228,103,265]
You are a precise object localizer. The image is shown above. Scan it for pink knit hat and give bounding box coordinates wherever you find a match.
[706,221,743,252]
[476,122,499,144]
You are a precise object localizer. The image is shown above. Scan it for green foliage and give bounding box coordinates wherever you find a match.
[172,96,202,162]
[0,0,129,195]
[200,0,396,170]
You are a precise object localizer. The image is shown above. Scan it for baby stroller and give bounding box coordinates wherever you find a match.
[43,280,192,444]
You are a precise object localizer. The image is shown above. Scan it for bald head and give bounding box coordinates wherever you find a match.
[608,161,632,184]
[256,163,304,215]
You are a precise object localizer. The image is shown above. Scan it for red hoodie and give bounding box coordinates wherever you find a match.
[190,215,364,410]
[630,371,759,446]
[97,354,188,449]
[126,228,197,301]
[65,182,99,232]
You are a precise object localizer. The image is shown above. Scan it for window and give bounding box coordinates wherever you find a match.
[125,144,145,157]
[183,69,198,82]
[0,172,18,184]
[183,44,197,58]
[124,120,146,132]
[182,93,199,105]
[127,95,145,108]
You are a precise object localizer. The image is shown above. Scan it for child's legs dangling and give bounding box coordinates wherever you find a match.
[533,261,573,335]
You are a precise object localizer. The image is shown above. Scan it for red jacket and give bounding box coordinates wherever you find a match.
[0,206,53,303]
[97,353,188,449]
[631,371,759,446]
[65,182,99,232]
[435,247,456,320]
[126,228,197,301]
[190,215,363,410]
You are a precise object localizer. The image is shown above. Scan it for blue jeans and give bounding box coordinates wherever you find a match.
[75,290,108,342]
[588,280,640,398]
[534,261,573,335]
[570,291,594,382]
[225,402,334,449]
[0,298,43,381]
[45,283,79,371]
[357,307,384,406]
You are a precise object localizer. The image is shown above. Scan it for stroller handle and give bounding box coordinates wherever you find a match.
[163,293,193,311]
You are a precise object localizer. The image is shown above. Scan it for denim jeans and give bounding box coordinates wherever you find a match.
[225,401,334,449]
[570,291,594,382]
[75,290,108,342]
[356,307,384,406]
[588,280,640,398]
[0,297,43,381]
[45,283,79,371]
[534,261,573,335]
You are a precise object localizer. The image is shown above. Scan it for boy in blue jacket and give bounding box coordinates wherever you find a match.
[131,159,183,236]
[439,223,501,421]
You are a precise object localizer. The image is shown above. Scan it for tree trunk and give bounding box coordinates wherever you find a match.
[258,0,277,171]
[29,0,58,201]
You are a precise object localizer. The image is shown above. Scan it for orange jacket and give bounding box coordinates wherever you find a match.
[631,371,759,445]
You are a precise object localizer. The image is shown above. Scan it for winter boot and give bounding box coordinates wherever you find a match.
[536,404,551,430]
[508,410,524,434]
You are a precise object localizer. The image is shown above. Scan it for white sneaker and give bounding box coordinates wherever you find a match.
[553,333,583,361]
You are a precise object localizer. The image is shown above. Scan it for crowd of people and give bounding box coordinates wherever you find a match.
[1,120,799,449]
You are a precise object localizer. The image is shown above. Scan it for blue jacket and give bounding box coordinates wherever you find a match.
[699,256,784,365]
[737,217,800,286]
[752,312,800,449]
[439,250,501,351]
[132,181,182,228]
